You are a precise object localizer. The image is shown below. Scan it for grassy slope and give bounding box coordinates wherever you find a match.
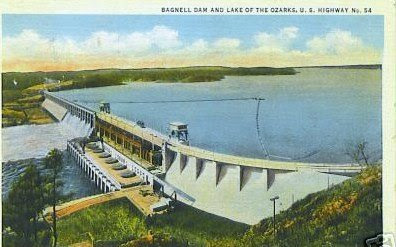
[57,198,248,246]
[149,203,248,245]
[57,198,147,245]
[214,166,382,247]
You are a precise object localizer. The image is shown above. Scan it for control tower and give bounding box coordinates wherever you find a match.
[99,101,110,113]
[169,122,189,145]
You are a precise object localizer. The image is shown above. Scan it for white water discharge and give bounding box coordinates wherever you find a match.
[60,113,93,137]
[2,112,92,162]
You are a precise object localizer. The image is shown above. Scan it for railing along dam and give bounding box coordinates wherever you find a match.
[42,91,364,216]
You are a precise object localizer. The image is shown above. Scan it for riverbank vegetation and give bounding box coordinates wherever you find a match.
[2,90,53,127]
[53,166,381,247]
[2,66,295,127]
[2,149,70,247]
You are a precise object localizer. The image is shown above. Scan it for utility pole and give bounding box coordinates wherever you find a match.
[327,168,330,189]
[270,196,280,239]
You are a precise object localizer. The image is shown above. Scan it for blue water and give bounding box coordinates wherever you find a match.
[2,116,98,199]
[55,68,382,164]
[2,152,100,200]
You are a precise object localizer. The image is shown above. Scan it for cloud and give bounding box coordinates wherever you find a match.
[279,26,299,40]
[213,38,241,50]
[148,25,180,49]
[2,27,382,72]
[3,29,83,67]
[254,26,299,52]
[190,39,209,51]
[179,38,209,55]
[81,25,180,55]
[4,25,180,57]
[306,29,365,54]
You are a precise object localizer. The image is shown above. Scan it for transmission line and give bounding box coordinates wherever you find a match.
[77,97,262,104]
[254,98,320,161]
[255,98,270,158]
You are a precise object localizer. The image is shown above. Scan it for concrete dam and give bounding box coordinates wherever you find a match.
[42,91,364,224]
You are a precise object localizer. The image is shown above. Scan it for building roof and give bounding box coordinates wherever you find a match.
[169,122,187,126]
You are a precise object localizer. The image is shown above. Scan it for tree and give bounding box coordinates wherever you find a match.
[3,164,46,246]
[346,141,370,166]
[43,148,64,247]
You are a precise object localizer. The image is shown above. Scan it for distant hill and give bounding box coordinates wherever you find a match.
[1,66,297,91]
[294,64,382,69]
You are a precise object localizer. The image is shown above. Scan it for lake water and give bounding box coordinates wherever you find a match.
[55,68,382,164]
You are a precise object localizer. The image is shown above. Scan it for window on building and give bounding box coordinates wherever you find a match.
[124,141,131,150]
[117,136,122,145]
[132,146,139,155]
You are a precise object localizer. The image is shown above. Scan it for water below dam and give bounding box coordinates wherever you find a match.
[2,154,100,200]
[2,113,92,162]
[2,113,98,200]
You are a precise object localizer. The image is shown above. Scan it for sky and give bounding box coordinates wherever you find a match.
[2,15,384,72]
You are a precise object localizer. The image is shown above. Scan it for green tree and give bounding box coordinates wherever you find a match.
[43,149,64,247]
[3,164,46,246]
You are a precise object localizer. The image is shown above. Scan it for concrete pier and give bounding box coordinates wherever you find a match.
[67,141,120,192]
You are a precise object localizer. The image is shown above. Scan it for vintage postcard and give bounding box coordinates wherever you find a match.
[1,0,395,246]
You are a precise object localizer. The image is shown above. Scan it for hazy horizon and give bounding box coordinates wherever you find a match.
[2,63,383,74]
[2,15,383,72]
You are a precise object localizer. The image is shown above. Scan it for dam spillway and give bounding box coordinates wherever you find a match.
[42,90,364,224]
